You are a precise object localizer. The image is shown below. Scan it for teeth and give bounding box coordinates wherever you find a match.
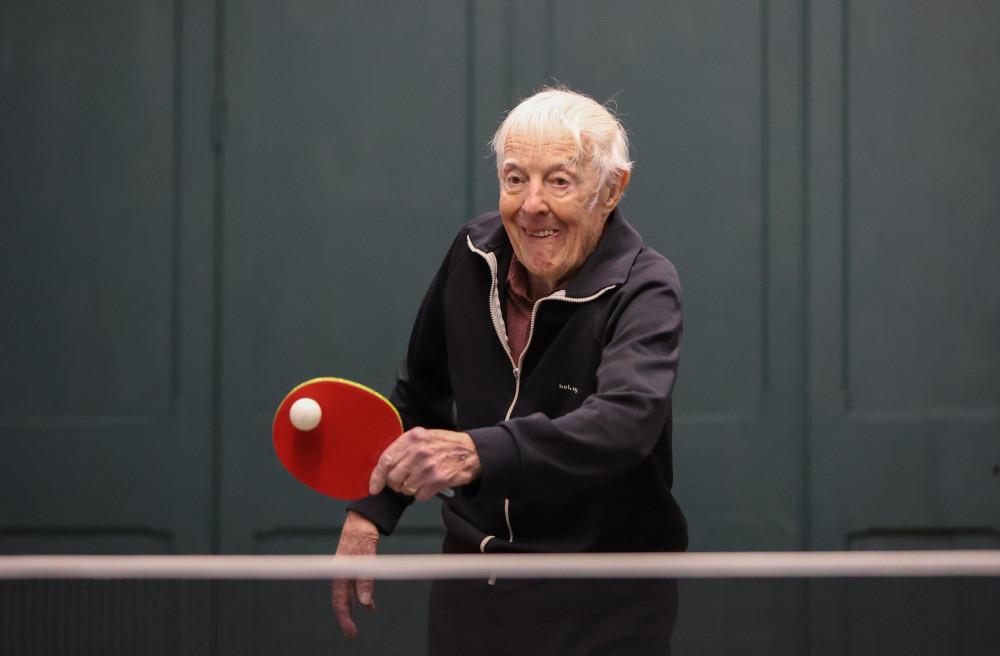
[527,229,556,237]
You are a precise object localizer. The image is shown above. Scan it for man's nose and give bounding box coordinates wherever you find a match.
[522,180,549,213]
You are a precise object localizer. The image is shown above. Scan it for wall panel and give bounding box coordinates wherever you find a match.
[220,0,469,554]
[846,1,1000,416]
[808,0,1000,549]
[538,0,808,554]
[807,3,1000,651]
[0,0,216,555]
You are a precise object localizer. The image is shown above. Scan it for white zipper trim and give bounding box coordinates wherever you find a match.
[517,285,617,374]
[466,236,617,577]
[467,237,517,372]
[468,237,520,557]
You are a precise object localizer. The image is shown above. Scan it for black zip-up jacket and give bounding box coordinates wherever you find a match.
[349,208,687,554]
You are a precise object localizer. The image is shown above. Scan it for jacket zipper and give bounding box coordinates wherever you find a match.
[466,237,615,568]
[467,238,517,562]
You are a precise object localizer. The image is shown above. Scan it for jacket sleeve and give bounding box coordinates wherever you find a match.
[346,230,464,533]
[388,241,461,434]
[468,258,682,499]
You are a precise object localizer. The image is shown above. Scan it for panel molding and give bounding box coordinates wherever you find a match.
[251,525,445,555]
[837,0,1000,419]
[0,526,175,555]
[0,416,166,429]
[0,0,184,423]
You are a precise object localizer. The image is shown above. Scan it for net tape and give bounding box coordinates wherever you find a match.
[2,551,1000,580]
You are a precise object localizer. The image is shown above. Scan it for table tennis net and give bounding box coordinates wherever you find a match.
[1,551,998,655]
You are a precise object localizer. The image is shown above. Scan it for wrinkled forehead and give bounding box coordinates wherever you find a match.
[501,129,592,170]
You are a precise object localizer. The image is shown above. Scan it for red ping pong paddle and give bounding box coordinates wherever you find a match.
[272,377,404,500]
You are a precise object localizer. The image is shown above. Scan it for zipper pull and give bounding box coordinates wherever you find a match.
[512,367,520,379]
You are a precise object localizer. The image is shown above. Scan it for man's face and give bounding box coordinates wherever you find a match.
[498,131,621,298]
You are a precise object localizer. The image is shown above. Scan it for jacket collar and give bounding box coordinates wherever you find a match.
[466,207,642,298]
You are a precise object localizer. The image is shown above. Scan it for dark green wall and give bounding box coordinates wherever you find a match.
[2,0,998,654]
[1,0,216,555]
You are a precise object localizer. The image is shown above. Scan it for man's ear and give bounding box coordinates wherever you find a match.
[603,170,631,211]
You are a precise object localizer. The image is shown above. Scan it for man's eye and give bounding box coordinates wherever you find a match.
[505,174,524,186]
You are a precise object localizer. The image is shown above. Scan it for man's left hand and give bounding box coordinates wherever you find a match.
[369,427,481,501]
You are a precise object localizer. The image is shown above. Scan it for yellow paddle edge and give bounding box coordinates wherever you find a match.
[279,377,403,428]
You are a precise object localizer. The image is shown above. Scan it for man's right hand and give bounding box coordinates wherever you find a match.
[332,510,380,638]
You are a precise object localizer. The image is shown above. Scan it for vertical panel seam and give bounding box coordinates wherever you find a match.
[210,1,226,654]
[760,0,772,393]
[840,0,852,411]
[170,0,185,414]
[801,0,814,554]
[465,0,477,223]
[210,0,226,559]
[800,1,815,650]
[503,1,514,105]
[543,0,553,80]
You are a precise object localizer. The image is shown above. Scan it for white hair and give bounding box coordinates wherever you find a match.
[491,88,633,193]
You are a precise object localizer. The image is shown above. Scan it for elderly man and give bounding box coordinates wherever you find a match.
[333,88,687,654]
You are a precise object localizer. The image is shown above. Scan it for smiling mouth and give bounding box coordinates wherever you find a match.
[525,228,558,238]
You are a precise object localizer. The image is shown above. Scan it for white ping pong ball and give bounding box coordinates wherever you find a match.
[289,397,322,431]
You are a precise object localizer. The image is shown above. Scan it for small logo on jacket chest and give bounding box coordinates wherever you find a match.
[558,383,579,394]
